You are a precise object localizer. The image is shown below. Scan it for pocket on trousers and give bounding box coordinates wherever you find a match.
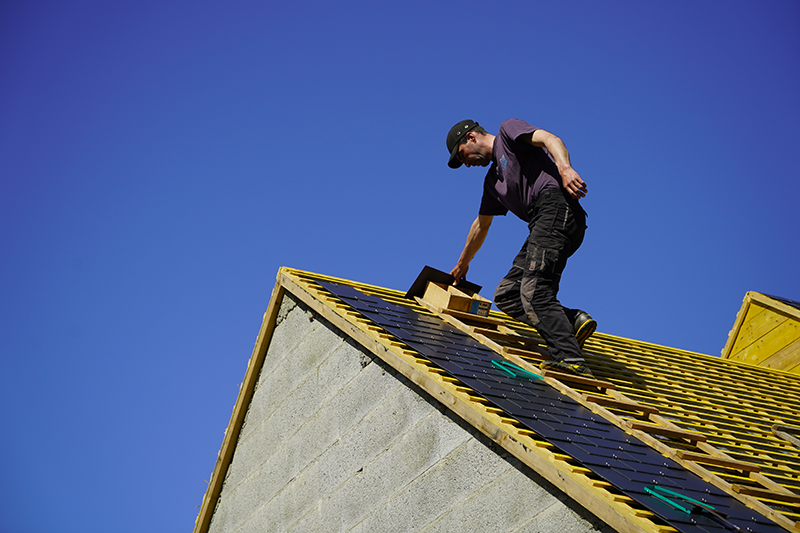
[526,245,561,276]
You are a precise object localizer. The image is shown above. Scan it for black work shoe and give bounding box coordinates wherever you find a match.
[573,311,597,348]
[540,360,595,378]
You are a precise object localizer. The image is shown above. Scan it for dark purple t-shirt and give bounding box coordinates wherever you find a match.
[478,118,563,223]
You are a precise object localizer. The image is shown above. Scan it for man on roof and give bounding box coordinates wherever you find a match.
[446,119,596,377]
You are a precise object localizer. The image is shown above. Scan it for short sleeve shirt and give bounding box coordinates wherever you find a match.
[478,118,562,223]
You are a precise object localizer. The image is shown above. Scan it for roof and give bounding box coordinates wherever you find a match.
[196,268,800,533]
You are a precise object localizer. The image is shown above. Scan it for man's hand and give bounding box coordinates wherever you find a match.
[559,166,587,199]
[525,129,588,200]
[450,262,469,285]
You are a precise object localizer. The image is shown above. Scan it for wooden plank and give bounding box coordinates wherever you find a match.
[539,369,615,389]
[751,292,800,321]
[734,318,800,366]
[502,346,548,359]
[675,451,761,472]
[582,394,659,414]
[732,485,800,504]
[440,307,505,326]
[729,304,775,358]
[625,421,707,442]
[760,336,800,373]
[773,424,800,448]
[473,327,541,346]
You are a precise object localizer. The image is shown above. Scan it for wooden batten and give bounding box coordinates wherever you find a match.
[675,451,761,472]
[582,394,659,415]
[732,485,800,504]
[625,421,707,443]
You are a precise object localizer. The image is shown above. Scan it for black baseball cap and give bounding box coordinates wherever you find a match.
[446,119,479,168]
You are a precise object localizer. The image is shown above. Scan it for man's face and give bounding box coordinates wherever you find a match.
[457,134,491,168]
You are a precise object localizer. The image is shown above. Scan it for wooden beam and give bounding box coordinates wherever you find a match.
[773,424,800,449]
[502,346,548,360]
[440,307,505,326]
[732,485,800,504]
[675,451,761,472]
[582,394,659,415]
[539,369,616,390]
[625,421,707,442]
[473,327,541,346]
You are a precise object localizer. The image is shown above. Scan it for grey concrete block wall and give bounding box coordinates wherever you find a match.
[207,294,615,533]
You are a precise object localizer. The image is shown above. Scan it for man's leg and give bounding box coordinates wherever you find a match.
[495,227,595,347]
[519,190,590,373]
[494,241,528,323]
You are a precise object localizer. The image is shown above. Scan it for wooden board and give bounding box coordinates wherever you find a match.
[539,369,615,389]
[732,485,800,504]
[675,451,761,472]
[625,421,707,442]
[582,394,659,415]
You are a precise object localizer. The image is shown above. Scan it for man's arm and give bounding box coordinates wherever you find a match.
[450,215,493,284]
[523,129,587,199]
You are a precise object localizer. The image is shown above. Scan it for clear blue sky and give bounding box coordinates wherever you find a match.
[2,1,798,531]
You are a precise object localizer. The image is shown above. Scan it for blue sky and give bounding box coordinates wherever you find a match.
[1,1,798,531]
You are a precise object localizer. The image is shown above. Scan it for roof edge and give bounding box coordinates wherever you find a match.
[193,268,288,533]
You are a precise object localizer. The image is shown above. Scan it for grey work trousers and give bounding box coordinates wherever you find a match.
[494,188,587,362]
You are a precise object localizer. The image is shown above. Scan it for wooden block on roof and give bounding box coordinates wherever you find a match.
[422,282,491,317]
[406,266,491,316]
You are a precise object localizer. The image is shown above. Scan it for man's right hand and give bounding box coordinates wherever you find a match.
[450,262,469,285]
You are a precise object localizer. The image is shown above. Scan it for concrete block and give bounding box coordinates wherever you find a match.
[256,295,314,382]
[240,312,346,441]
[419,466,559,533]
[286,407,474,532]
[352,437,515,532]
[217,331,411,532]
[513,499,614,533]
[230,381,436,532]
